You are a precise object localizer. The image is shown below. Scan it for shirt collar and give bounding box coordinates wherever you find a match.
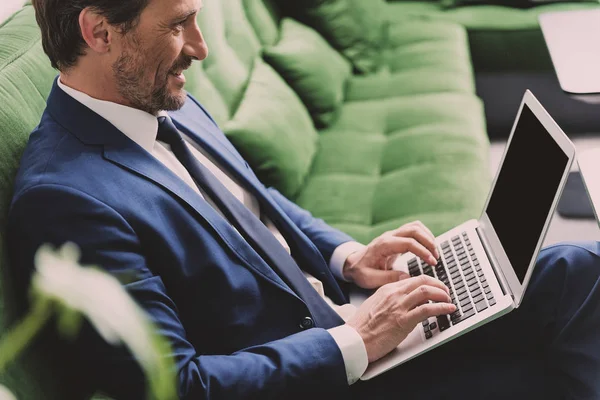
[57,78,162,153]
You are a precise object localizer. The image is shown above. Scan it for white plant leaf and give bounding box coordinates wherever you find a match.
[0,385,16,400]
[32,243,176,399]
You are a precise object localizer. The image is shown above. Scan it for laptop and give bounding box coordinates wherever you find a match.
[352,90,576,380]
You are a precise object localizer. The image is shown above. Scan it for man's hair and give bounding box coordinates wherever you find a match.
[31,0,150,70]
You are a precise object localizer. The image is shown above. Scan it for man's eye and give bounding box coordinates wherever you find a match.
[173,20,187,31]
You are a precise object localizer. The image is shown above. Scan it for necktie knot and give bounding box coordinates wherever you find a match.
[157,116,184,147]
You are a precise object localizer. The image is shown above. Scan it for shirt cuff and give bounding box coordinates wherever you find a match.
[330,242,366,282]
[327,324,368,385]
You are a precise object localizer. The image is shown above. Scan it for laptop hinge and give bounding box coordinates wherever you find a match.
[475,226,511,298]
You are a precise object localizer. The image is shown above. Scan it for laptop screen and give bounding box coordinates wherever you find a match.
[486,104,569,283]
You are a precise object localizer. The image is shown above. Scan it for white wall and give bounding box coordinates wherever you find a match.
[0,0,25,24]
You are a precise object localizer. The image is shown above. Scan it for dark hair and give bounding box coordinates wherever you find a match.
[31,0,150,70]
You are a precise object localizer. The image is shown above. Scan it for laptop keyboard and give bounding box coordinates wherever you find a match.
[407,232,496,340]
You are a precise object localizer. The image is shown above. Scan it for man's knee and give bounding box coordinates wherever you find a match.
[532,241,600,300]
[538,241,600,276]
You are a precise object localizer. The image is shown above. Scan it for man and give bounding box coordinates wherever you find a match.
[7,0,600,398]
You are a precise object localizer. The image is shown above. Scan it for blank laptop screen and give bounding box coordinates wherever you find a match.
[486,104,569,283]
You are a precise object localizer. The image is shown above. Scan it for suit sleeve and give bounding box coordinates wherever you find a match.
[266,187,355,264]
[7,184,350,400]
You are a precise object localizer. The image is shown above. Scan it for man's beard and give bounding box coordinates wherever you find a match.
[113,47,193,115]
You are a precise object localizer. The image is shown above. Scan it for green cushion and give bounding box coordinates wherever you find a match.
[184,61,230,127]
[195,0,261,114]
[296,92,490,244]
[0,4,56,301]
[347,0,390,50]
[386,1,600,72]
[345,19,474,101]
[384,19,473,74]
[0,6,69,400]
[439,0,596,9]
[278,0,385,74]
[346,64,474,101]
[223,60,318,198]
[243,0,282,46]
[263,18,352,128]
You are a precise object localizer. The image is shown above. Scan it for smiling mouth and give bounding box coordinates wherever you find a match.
[167,57,193,85]
[168,66,188,83]
[169,64,187,75]
[169,58,193,77]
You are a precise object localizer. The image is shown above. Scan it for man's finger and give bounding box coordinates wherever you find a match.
[413,221,436,245]
[394,222,438,259]
[402,285,451,310]
[406,302,456,327]
[393,227,438,263]
[356,268,408,289]
[398,274,450,295]
[384,254,399,270]
[377,236,437,267]
[394,221,434,242]
[416,222,439,259]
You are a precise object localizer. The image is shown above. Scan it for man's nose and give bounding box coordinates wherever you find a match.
[183,24,209,61]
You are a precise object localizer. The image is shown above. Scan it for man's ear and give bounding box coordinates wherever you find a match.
[78,8,111,54]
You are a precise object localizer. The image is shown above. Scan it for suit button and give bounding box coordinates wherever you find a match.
[300,317,314,330]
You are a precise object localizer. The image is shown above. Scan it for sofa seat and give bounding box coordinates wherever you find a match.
[296,14,489,244]
[297,92,489,244]
[346,20,475,101]
[385,1,600,73]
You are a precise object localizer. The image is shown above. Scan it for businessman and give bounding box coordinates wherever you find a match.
[7,0,600,398]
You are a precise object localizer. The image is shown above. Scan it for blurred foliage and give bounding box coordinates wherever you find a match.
[0,243,177,399]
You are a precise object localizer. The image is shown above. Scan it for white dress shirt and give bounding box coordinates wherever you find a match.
[57,79,368,384]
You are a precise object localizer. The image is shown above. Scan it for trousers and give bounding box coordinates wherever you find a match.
[352,241,600,400]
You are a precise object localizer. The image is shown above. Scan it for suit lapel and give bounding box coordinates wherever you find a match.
[45,79,297,298]
[171,102,346,304]
[103,146,302,298]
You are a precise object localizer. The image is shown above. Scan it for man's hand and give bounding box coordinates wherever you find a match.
[346,275,455,363]
[343,221,440,289]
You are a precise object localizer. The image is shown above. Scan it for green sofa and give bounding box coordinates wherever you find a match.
[0,0,594,397]
[385,0,600,137]
[387,0,600,72]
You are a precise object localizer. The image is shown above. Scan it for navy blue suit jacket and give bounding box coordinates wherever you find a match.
[7,80,355,399]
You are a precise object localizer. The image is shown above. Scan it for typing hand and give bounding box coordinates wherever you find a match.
[346,275,455,363]
[343,221,440,289]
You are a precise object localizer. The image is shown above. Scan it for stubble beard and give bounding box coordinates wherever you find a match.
[112,41,188,115]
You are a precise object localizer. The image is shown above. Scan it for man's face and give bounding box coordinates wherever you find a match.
[111,0,207,115]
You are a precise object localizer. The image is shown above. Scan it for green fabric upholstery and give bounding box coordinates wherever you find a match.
[0,4,56,317]
[277,0,384,74]
[347,0,390,53]
[223,60,319,198]
[386,1,600,72]
[243,0,282,46]
[345,19,475,101]
[0,5,70,399]
[298,93,489,244]
[439,0,597,9]
[195,0,261,113]
[263,18,352,128]
[183,62,231,127]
